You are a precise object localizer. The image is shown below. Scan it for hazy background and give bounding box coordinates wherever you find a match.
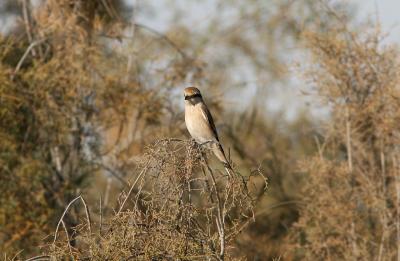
[1,0,399,119]
[1,0,400,260]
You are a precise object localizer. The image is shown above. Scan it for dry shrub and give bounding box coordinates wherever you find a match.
[0,0,198,255]
[287,22,400,260]
[48,139,265,260]
[1,0,363,259]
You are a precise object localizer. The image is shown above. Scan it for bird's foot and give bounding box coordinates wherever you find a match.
[223,162,231,169]
[199,140,214,147]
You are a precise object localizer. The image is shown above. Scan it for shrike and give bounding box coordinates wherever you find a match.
[184,87,232,170]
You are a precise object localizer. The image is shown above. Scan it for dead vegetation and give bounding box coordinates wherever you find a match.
[2,0,400,260]
[287,15,400,261]
[46,139,264,260]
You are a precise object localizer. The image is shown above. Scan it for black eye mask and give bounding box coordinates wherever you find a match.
[185,93,202,100]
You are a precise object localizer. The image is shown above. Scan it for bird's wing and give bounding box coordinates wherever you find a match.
[200,102,220,142]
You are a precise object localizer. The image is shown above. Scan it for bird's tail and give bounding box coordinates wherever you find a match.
[211,143,248,192]
[212,143,234,177]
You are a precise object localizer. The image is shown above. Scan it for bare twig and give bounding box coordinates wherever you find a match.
[134,23,187,58]
[24,256,51,261]
[80,196,92,234]
[12,39,46,79]
[53,195,92,244]
[117,162,150,215]
[202,156,225,260]
[21,0,36,56]
[61,220,72,255]
[95,161,129,187]
[393,153,400,261]
[99,195,103,235]
[11,250,24,261]
[345,106,353,172]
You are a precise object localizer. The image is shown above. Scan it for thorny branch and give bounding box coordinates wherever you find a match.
[48,139,260,260]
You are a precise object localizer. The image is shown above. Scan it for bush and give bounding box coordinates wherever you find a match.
[288,22,400,260]
[47,140,264,260]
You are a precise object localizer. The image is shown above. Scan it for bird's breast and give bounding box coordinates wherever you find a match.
[185,103,214,143]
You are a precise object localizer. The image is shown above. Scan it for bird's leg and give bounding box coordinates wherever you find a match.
[188,139,204,162]
[189,138,197,149]
[199,140,214,147]
[223,162,231,169]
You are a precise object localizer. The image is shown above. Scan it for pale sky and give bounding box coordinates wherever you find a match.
[1,1,399,120]
[1,1,398,48]
[355,0,400,44]
[1,1,398,43]
[130,0,400,120]
[130,0,400,42]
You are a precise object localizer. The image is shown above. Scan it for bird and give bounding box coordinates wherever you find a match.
[184,87,232,171]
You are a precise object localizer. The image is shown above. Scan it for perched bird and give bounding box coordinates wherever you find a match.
[184,87,231,170]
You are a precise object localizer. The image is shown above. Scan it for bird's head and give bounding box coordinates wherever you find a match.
[184,87,202,101]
